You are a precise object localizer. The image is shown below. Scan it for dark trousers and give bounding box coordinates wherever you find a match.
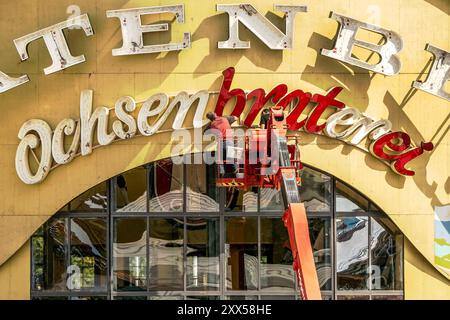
[220,140,237,178]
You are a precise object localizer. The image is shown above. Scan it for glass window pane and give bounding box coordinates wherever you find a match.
[260,188,284,212]
[186,296,220,300]
[370,217,403,290]
[149,296,183,300]
[308,218,332,290]
[116,166,147,212]
[299,167,331,212]
[70,218,107,290]
[371,295,403,300]
[31,228,44,291]
[260,295,297,300]
[34,219,67,291]
[113,218,147,291]
[186,163,219,212]
[226,296,258,300]
[336,181,369,212]
[32,296,69,300]
[336,216,369,290]
[70,296,107,300]
[148,219,184,291]
[113,296,147,300]
[260,218,295,291]
[321,293,333,300]
[148,160,184,212]
[187,218,220,291]
[63,182,108,212]
[228,188,258,212]
[226,217,258,291]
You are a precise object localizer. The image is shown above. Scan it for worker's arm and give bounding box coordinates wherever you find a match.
[226,115,239,125]
[203,123,211,134]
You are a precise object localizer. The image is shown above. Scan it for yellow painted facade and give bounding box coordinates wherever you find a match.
[0,0,448,299]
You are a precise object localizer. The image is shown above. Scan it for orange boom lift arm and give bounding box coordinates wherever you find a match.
[215,107,321,300]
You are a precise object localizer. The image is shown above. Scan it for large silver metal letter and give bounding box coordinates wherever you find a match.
[325,108,392,145]
[321,12,402,75]
[113,96,137,139]
[80,90,116,156]
[0,71,29,94]
[52,119,80,165]
[217,4,306,49]
[413,44,450,101]
[14,14,94,75]
[15,120,53,185]
[137,93,169,136]
[106,5,191,56]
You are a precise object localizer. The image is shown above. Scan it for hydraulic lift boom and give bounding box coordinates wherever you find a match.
[216,107,322,300]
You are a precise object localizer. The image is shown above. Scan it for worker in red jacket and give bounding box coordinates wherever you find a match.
[205,112,239,178]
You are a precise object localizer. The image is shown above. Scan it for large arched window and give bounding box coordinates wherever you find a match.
[30,157,404,300]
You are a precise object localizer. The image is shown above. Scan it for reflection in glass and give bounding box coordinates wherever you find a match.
[148,219,184,291]
[116,166,147,212]
[336,295,370,300]
[113,296,147,300]
[32,297,69,300]
[226,217,258,290]
[260,295,297,300]
[148,160,184,212]
[336,181,368,212]
[260,218,295,291]
[33,219,67,291]
[31,227,44,291]
[370,218,403,290]
[371,295,403,300]
[228,189,258,212]
[186,164,219,212]
[70,218,107,290]
[186,296,219,300]
[336,216,369,290]
[308,218,332,290]
[63,182,108,212]
[259,189,284,212]
[321,294,333,300]
[187,219,220,291]
[149,295,183,300]
[227,296,258,300]
[113,219,147,291]
[70,296,107,300]
[299,167,331,212]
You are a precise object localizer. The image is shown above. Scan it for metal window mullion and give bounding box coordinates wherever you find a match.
[331,176,337,300]
[30,237,34,292]
[183,215,187,293]
[257,216,261,292]
[257,187,261,212]
[55,212,109,219]
[66,217,71,293]
[146,216,150,292]
[146,165,150,213]
[107,179,113,300]
[368,216,372,296]
[219,188,226,300]
[183,163,187,213]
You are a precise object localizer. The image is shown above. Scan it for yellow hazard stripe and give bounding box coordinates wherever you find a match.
[217,181,245,187]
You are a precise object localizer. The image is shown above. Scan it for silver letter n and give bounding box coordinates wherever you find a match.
[217,4,307,50]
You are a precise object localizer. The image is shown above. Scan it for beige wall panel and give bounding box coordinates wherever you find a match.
[0,241,30,300]
[404,239,450,299]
